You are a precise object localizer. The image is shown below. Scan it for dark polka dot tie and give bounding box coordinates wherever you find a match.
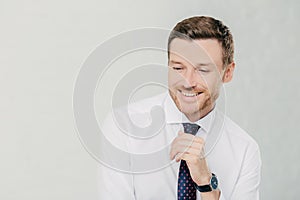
[177,123,200,200]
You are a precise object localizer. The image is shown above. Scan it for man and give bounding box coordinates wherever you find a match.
[98,16,261,200]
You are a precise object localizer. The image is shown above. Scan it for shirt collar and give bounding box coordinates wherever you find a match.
[163,91,215,133]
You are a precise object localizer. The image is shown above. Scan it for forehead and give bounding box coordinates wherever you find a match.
[169,38,223,68]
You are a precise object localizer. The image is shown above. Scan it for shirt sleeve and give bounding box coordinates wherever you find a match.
[97,111,136,199]
[230,144,262,200]
[97,164,135,199]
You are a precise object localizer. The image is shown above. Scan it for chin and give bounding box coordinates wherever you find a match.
[180,108,200,117]
[177,102,202,116]
[179,99,214,119]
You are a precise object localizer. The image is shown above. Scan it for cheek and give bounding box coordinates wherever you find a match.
[202,73,222,92]
[168,71,183,86]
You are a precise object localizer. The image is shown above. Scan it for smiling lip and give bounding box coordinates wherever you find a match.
[178,90,203,98]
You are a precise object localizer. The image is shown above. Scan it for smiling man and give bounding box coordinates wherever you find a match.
[168,38,232,122]
[98,16,261,200]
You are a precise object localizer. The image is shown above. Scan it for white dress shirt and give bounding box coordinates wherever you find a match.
[97,92,261,200]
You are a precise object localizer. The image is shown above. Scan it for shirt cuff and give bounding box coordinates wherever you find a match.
[218,188,226,200]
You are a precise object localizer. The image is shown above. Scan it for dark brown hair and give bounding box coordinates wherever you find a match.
[168,16,234,66]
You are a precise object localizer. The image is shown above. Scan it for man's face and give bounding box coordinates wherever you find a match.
[168,38,234,121]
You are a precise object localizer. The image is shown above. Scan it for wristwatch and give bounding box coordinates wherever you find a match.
[194,173,218,192]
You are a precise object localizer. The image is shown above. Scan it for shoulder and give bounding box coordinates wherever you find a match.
[104,92,167,129]
[126,92,167,114]
[219,111,260,152]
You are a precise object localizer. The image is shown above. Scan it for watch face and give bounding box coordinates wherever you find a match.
[210,175,218,190]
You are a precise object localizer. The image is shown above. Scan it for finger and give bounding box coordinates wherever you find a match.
[193,136,205,144]
[170,133,189,159]
[170,138,204,159]
[170,145,180,160]
[174,147,194,162]
[175,145,205,161]
[170,136,181,160]
[170,142,191,161]
[178,138,204,150]
[170,144,194,160]
[179,152,204,163]
[175,152,184,162]
[178,135,205,145]
[170,134,204,160]
[178,131,184,135]
[170,140,187,160]
[185,146,202,156]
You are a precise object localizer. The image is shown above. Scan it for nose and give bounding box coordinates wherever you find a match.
[183,68,198,88]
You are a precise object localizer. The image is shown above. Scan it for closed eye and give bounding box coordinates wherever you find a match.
[198,69,210,73]
[172,67,183,71]
[196,66,211,73]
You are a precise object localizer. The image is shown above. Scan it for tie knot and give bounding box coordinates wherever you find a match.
[182,123,200,135]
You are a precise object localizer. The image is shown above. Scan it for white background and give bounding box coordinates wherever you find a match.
[1,0,299,199]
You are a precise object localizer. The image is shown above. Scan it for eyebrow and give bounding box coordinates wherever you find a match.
[169,60,182,65]
[195,63,214,67]
[170,60,214,67]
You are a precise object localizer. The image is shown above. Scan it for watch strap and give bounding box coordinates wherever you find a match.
[194,183,212,192]
[194,173,217,193]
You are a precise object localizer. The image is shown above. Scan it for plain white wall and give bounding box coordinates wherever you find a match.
[1,0,299,199]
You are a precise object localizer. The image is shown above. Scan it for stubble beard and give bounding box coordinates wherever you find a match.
[168,89,216,121]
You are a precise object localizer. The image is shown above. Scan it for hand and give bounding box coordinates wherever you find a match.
[170,131,211,185]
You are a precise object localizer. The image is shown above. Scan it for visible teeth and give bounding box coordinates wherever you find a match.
[182,92,197,97]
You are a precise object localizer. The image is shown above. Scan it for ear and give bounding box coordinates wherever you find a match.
[222,62,235,83]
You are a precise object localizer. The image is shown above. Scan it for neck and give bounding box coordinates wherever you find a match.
[185,104,215,122]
